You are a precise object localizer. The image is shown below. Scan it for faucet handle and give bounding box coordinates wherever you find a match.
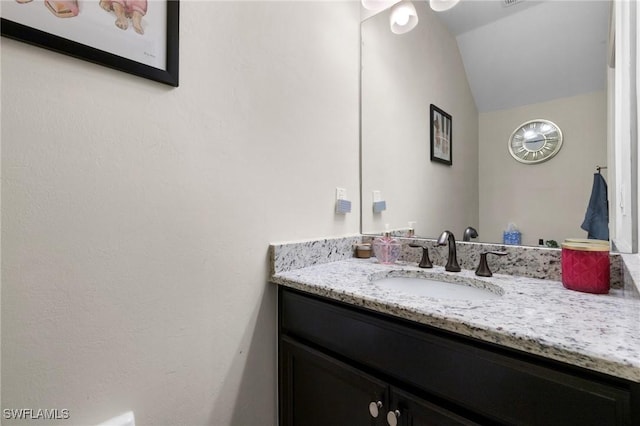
[409,244,433,268]
[475,251,507,277]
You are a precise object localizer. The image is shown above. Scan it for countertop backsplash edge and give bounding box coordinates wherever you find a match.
[270,235,623,288]
[270,234,363,274]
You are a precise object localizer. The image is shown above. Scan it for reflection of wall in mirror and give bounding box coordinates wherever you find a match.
[361,4,479,237]
[361,4,607,244]
[479,91,606,246]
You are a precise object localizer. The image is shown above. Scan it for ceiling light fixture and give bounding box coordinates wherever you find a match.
[429,0,460,12]
[390,1,418,35]
[361,0,395,12]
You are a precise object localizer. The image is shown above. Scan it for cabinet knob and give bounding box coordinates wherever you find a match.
[368,401,383,418]
[386,409,401,426]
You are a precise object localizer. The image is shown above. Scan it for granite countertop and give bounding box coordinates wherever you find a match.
[271,258,640,383]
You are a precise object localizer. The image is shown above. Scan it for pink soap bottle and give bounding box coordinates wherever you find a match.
[373,224,402,264]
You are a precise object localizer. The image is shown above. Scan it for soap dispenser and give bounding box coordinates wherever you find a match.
[372,224,402,264]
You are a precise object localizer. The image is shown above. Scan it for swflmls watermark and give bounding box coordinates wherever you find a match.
[3,409,70,420]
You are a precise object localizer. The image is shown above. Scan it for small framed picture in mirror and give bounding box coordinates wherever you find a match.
[430,104,452,166]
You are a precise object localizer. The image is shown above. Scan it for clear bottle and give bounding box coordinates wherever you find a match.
[372,224,402,264]
[407,221,416,238]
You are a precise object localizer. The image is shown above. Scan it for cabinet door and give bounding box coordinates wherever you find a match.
[280,336,388,426]
[281,288,633,425]
[389,387,479,426]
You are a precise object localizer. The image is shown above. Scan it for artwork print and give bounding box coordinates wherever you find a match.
[1,0,179,86]
[430,104,452,166]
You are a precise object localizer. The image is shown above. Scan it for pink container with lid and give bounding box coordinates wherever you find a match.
[561,239,610,294]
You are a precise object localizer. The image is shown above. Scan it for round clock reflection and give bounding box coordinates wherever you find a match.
[508,119,563,164]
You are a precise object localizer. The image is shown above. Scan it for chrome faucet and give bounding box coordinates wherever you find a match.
[437,230,461,272]
[463,226,478,242]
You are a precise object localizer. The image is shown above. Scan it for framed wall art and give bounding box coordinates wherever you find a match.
[1,0,179,87]
[430,104,452,166]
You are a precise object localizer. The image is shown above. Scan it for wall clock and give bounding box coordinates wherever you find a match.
[508,119,563,164]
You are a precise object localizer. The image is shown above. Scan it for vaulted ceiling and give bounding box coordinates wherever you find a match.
[435,0,611,112]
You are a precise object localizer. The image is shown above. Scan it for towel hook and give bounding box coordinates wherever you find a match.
[596,165,607,174]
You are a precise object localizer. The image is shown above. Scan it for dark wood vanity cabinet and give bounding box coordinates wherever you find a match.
[280,337,385,426]
[280,337,474,426]
[278,288,640,426]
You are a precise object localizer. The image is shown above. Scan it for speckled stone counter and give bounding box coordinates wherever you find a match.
[271,256,640,383]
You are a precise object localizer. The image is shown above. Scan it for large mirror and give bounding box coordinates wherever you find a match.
[361,0,611,247]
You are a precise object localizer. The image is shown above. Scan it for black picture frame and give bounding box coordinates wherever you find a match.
[430,104,452,166]
[1,0,179,87]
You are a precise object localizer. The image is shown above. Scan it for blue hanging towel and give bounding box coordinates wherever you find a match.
[581,173,609,240]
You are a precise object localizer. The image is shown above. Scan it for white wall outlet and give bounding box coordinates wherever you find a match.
[372,190,382,202]
[336,187,347,201]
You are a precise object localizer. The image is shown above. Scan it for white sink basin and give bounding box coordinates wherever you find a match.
[373,276,501,301]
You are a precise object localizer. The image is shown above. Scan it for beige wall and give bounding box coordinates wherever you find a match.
[479,91,607,246]
[361,4,479,238]
[1,1,360,425]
